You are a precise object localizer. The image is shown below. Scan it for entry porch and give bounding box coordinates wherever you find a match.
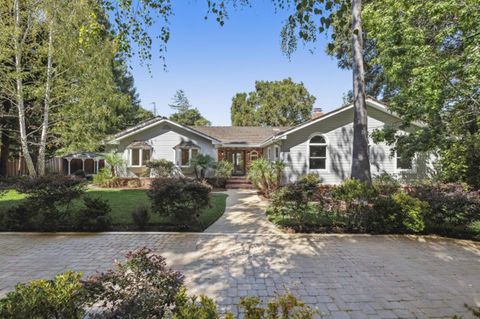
[217,147,263,176]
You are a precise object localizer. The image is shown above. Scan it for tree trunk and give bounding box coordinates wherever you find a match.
[38,16,55,176]
[14,0,37,177]
[350,0,371,184]
[0,129,10,177]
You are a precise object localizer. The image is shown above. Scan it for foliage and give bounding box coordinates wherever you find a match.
[362,0,480,189]
[215,160,234,179]
[247,159,285,196]
[0,271,86,319]
[84,247,184,319]
[190,154,216,180]
[391,192,427,233]
[73,170,86,179]
[131,205,151,230]
[104,152,125,177]
[331,179,377,203]
[146,159,178,177]
[92,168,115,187]
[170,288,233,319]
[372,173,401,196]
[231,78,316,126]
[73,196,112,231]
[169,90,211,126]
[239,293,316,319]
[407,183,480,236]
[148,178,211,224]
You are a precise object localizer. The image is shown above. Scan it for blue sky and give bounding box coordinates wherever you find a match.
[130,1,351,126]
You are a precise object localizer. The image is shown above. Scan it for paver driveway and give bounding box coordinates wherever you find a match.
[0,190,479,318]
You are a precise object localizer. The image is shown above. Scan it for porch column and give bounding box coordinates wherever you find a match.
[95,159,99,174]
[81,158,85,172]
[67,159,71,175]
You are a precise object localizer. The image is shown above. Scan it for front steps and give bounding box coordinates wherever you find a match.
[226,176,254,189]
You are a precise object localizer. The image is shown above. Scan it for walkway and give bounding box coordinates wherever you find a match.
[0,190,479,318]
[205,189,281,234]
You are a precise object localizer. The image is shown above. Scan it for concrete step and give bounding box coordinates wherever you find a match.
[226,183,255,189]
[227,179,250,184]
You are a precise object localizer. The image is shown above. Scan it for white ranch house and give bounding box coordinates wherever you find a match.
[105,98,435,184]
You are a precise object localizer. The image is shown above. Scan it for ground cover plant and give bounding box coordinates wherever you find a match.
[0,178,227,232]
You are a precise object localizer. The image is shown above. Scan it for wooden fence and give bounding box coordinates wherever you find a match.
[3,157,64,177]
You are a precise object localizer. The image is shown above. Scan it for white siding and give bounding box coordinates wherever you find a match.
[112,124,217,177]
[280,105,429,184]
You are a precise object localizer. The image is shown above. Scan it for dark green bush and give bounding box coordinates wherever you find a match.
[74,196,112,231]
[73,169,86,178]
[146,159,177,177]
[407,182,480,236]
[148,178,210,224]
[84,247,184,318]
[373,173,401,195]
[0,271,86,319]
[332,179,378,203]
[132,205,151,230]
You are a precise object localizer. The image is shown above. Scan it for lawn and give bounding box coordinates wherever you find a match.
[0,189,228,231]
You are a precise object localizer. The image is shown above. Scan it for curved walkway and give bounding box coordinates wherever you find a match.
[205,189,281,234]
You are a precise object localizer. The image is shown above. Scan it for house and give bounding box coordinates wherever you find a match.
[106,98,434,184]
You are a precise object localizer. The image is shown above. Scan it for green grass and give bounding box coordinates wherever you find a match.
[0,189,228,230]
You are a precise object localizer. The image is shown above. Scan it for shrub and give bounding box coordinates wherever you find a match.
[73,196,112,231]
[127,178,142,188]
[407,182,480,235]
[239,293,315,319]
[104,152,125,177]
[391,192,427,233]
[247,159,285,196]
[332,179,377,203]
[73,169,86,178]
[84,247,184,318]
[468,220,480,238]
[214,160,234,179]
[190,154,216,180]
[146,159,177,177]
[0,271,86,319]
[132,205,151,230]
[148,178,210,225]
[170,288,233,319]
[1,203,38,231]
[92,168,115,187]
[373,172,400,195]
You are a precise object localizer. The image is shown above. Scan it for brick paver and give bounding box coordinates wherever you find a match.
[0,190,479,317]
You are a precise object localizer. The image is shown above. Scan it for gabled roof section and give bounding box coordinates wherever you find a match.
[190,126,290,146]
[107,117,222,144]
[262,98,423,145]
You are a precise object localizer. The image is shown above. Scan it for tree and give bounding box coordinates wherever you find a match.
[169,90,211,126]
[363,0,480,188]
[231,78,316,127]
[206,0,372,183]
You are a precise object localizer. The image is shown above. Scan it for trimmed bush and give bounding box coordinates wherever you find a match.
[0,271,86,319]
[132,205,151,230]
[148,178,210,225]
[74,196,112,231]
[373,172,401,195]
[146,159,177,177]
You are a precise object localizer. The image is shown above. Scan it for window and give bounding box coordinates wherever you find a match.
[267,147,272,161]
[309,135,327,170]
[142,149,151,166]
[130,148,151,167]
[250,151,258,161]
[181,149,189,166]
[131,149,140,166]
[396,152,413,170]
[179,148,199,166]
[274,145,280,160]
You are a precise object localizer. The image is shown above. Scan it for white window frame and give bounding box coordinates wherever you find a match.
[308,133,328,172]
[176,147,199,167]
[274,145,280,161]
[129,148,151,167]
[395,151,416,173]
[267,147,272,161]
[250,150,259,161]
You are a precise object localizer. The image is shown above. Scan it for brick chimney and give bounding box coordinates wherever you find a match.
[312,107,323,119]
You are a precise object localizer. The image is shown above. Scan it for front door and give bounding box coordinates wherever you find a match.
[227,151,245,175]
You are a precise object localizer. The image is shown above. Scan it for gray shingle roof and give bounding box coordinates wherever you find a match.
[190,126,290,145]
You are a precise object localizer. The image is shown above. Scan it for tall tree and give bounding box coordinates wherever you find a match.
[169,90,211,126]
[206,0,372,182]
[231,78,316,127]
[364,0,480,188]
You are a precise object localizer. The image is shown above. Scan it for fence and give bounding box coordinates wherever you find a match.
[3,157,64,177]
